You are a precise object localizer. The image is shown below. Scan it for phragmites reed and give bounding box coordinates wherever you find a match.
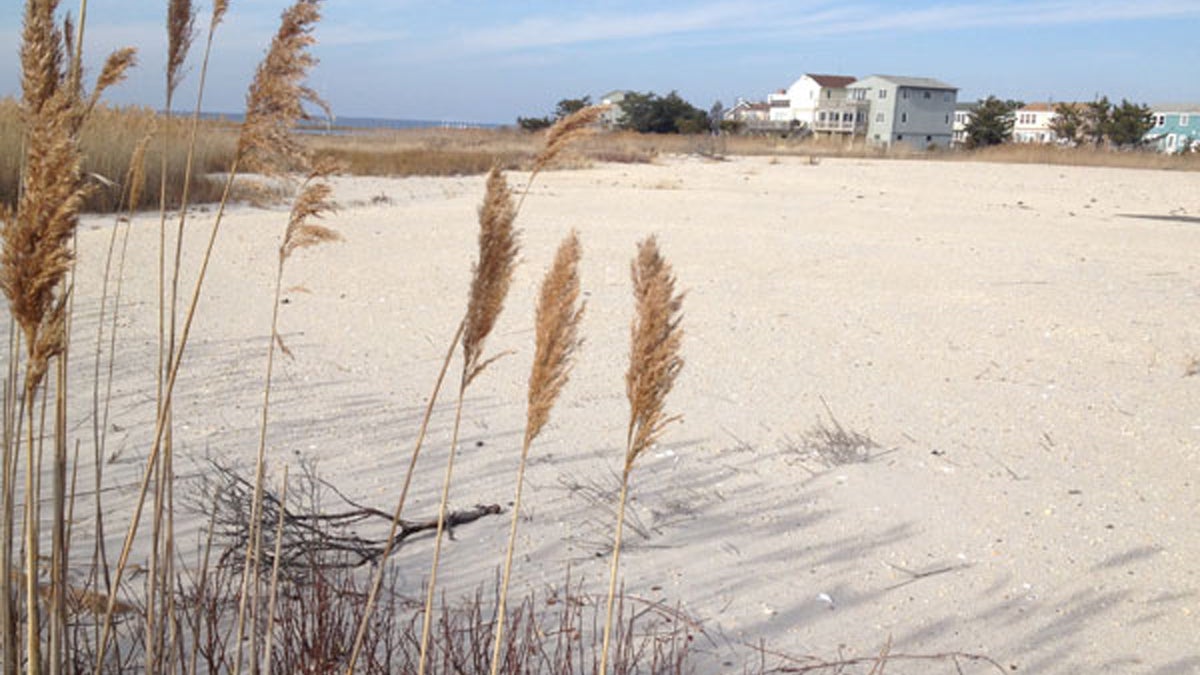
[490,231,585,675]
[96,1,325,668]
[525,232,585,444]
[600,235,684,674]
[624,236,685,469]
[166,0,197,97]
[237,0,326,175]
[2,2,135,672]
[533,104,608,176]
[418,166,521,674]
[462,166,520,384]
[279,160,340,262]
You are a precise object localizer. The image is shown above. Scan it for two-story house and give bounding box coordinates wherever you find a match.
[846,75,958,149]
[1145,105,1200,153]
[1012,103,1059,143]
[952,103,976,146]
[767,73,861,135]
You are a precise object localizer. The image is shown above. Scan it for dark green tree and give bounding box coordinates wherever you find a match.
[1082,96,1112,146]
[554,96,592,120]
[1049,102,1084,144]
[618,91,710,134]
[517,115,553,132]
[963,96,1017,148]
[1106,99,1154,147]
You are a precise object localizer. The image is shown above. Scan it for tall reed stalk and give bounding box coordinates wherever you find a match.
[94,1,324,669]
[489,231,585,675]
[146,1,197,669]
[599,236,684,674]
[344,104,606,674]
[234,159,338,675]
[1,2,134,671]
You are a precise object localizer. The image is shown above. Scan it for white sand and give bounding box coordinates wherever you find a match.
[66,155,1200,672]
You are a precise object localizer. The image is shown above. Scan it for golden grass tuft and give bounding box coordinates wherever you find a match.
[525,231,586,444]
[463,166,520,384]
[533,105,608,175]
[166,0,197,97]
[625,235,685,470]
[238,0,326,176]
[279,161,341,262]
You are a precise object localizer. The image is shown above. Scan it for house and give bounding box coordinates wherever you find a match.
[846,75,958,149]
[952,102,976,146]
[766,74,861,135]
[1145,105,1200,153]
[598,90,629,128]
[1012,103,1059,143]
[724,98,771,122]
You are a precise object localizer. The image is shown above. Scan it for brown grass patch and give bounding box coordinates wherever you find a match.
[0,98,237,212]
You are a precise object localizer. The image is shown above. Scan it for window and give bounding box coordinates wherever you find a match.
[923,91,931,99]
[1156,114,1166,126]
[945,114,950,124]
[1183,115,1191,127]
[926,135,933,142]
[879,90,887,99]
[875,112,885,123]
[901,112,908,123]
[826,90,832,99]
[1167,134,1177,150]
[902,90,909,100]
[944,92,950,102]
[897,134,904,141]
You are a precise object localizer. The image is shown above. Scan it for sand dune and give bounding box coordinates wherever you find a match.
[66,155,1200,672]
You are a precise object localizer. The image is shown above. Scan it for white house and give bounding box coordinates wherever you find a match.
[767,73,859,133]
[1012,103,1059,143]
[598,90,629,128]
[952,103,976,146]
[724,98,771,122]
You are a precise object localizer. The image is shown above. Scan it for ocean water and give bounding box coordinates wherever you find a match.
[194,111,502,132]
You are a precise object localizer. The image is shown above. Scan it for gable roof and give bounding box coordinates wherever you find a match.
[855,75,957,91]
[807,74,857,88]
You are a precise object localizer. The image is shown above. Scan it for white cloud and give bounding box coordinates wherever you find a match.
[447,0,1200,54]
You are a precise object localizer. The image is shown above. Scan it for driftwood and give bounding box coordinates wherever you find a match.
[196,460,501,574]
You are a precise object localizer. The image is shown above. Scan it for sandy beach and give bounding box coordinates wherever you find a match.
[65,155,1200,672]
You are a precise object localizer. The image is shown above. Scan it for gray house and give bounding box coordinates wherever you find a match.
[846,75,958,149]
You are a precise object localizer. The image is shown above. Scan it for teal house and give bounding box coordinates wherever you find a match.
[1146,105,1200,153]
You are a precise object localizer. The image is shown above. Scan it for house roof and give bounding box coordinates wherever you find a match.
[1018,102,1056,112]
[1150,103,1200,113]
[853,75,958,90]
[807,74,857,88]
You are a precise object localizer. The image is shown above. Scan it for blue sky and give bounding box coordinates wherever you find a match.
[2,1,1198,124]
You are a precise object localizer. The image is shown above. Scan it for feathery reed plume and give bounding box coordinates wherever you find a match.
[533,105,608,176]
[600,236,684,673]
[279,160,340,262]
[237,0,325,175]
[463,166,520,384]
[417,166,521,675]
[490,231,585,675]
[85,47,137,115]
[166,0,197,98]
[525,232,585,444]
[624,237,685,466]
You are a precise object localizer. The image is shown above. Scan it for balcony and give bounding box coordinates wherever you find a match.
[812,104,867,134]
